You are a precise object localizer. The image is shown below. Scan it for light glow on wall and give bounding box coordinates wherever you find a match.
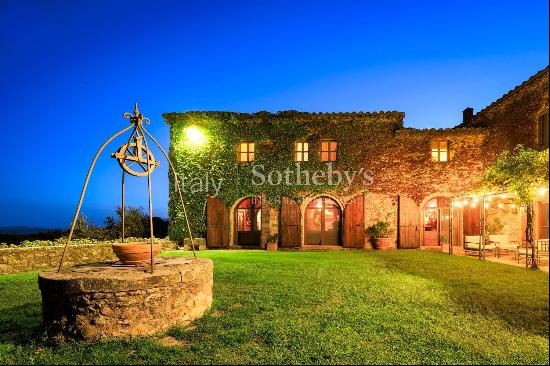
[184,126,207,147]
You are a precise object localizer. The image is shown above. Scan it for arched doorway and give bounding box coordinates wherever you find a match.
[235,197,261,247]
[305,196,342,245]
[422,197,450,246]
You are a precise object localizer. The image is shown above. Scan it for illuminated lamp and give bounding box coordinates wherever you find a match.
[184,126,207,147]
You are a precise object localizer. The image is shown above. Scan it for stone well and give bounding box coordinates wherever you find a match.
[38,257,213,341]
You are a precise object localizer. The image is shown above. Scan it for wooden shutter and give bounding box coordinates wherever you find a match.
[398,195,420,248]
[463,206,480,236]
[343,195,365,248]
[206,196,229,248]
[280,196,301,247]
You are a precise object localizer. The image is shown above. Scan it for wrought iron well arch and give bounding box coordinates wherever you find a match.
[58,103,196,273]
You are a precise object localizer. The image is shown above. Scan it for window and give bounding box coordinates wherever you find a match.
[539,111,549,148]
[431,140,449,162]
[294,141,309,161]
[321,140,337,162]
[237,142,255,163]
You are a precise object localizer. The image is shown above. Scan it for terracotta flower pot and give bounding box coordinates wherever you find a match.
[112,242,162,265]
[266,242,278,251]
[372,237,390,250]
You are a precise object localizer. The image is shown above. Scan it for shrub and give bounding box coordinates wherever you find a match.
[365,220,394,239]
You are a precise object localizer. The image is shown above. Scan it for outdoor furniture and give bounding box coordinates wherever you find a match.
[537,239,549,263]
[517,241,537,266]
[488,234,519,259]
[464,235,496,256]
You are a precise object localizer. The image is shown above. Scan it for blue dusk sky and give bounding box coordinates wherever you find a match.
[0,0,548,228]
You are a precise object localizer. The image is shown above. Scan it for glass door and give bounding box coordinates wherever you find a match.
[305,197,341,245]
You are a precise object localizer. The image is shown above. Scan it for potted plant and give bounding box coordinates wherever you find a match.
[112,238,162,265]
[266,234,278,251]
[365,220,395,250]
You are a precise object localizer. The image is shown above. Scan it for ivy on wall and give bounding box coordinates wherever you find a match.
[163,111,404,239]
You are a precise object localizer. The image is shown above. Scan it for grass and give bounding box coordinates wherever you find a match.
[0,250,548,365]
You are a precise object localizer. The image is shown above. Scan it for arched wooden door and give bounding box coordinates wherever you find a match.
[398,195,420,249]
[305,196,341,245]
[235,197,262,247]
[280,196,301,247]
[206,196,229,248]
[343,195,364,248]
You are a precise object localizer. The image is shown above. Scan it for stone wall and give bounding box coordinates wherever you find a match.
[363,193,398,249]
[0,242,178,274]
[39,257,212,341]
[463,67,549,155]
[367,128,490,205]
[485,197,522,242]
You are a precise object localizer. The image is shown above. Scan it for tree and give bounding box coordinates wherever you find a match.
[105,206,149,239]
[104,206,169,239]
[480,145,549,268]
[73,214,109,240]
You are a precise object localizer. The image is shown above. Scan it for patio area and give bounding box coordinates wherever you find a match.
[432,189,550,272]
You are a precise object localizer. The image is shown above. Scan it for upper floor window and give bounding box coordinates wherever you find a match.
[294,141,309,161]
[237,142,255,163]
[431,140,448,162]
[539,111,549,148]
[321,140,337,162]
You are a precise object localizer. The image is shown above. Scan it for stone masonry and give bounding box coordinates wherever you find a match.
[0,242,178,274]
[38,257,213,341]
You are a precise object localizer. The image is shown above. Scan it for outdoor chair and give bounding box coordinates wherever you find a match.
[488,234,519,259]
[464,235,496,256]
[537,239,549,263]
[516,241,538,265]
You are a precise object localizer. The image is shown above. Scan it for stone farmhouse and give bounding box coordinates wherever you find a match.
[163,67,549,252]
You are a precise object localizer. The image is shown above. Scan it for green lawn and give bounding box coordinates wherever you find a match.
[0,250,548,365]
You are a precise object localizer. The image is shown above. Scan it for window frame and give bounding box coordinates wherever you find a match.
[320,140,337,162]
[237,141,255,163]
[294,141,309,162]
[431,139,449,162]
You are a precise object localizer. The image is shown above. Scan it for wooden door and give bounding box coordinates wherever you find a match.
[206,196,229,248]
[343,195,364,248]
[280,196,301,247]
[452,207,463,248]
[398,195,420,248]
[463,206,480,235]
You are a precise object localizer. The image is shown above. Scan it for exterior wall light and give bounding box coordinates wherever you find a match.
[184,126,207,147]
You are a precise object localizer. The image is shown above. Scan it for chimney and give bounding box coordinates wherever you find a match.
[462,107,474,125]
